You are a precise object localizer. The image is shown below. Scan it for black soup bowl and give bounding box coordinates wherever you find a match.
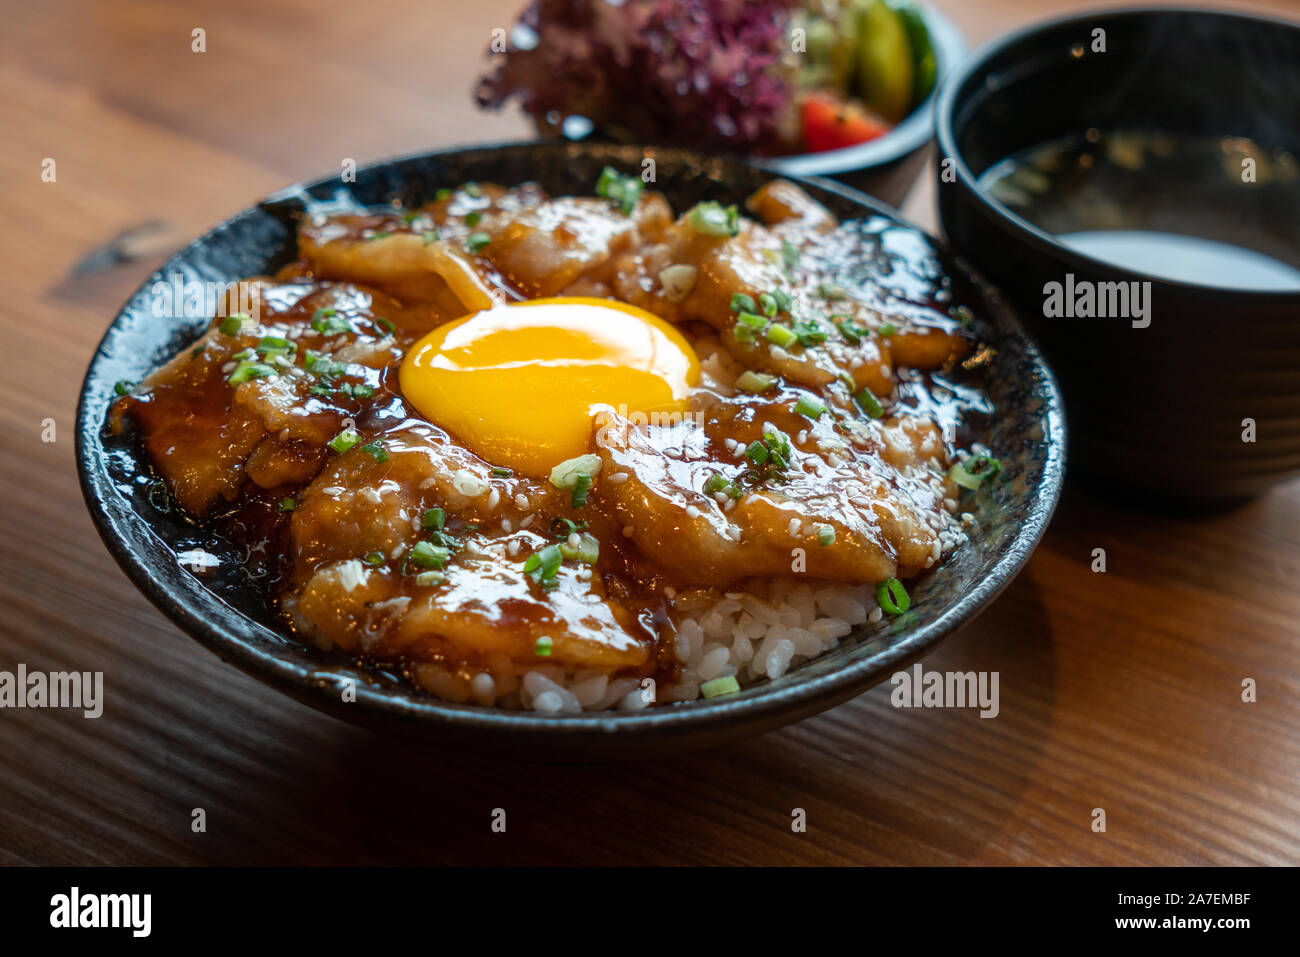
[936,8,1300,505]
[77,142,1064,760]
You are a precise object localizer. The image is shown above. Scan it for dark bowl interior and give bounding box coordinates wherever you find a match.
[936,8,1300,504]
[76,142,1064,761]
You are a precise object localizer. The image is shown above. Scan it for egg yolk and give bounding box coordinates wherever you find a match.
[400,297,700,477]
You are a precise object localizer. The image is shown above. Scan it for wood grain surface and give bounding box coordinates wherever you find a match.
[1,0,1297,865]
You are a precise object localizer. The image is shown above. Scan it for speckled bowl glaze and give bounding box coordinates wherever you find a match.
[76,142,1064,760]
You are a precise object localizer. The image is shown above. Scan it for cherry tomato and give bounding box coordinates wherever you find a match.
[800,93,890,153]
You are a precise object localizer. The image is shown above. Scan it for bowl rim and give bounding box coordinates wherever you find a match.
[75,140,1066,746]
[765,1,967,177]
[933,5,1300,303]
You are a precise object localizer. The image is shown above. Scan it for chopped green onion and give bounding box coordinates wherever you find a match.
[835,318,862,343]
[311,308,351,336]
[256,335,295,356]
[736,370,778,393]
[463,181,483,198]
[279,497,297,512]
[359,441,387,463]
[363,550,386,566]
[304,351,344,377]
[423,507,445,531]
[490,466,512,477]
[758,292,778,317]
[878,322,897,337]
[464,210,481,228]
[534,636,553,657]
[765,323,798,349]
[549,453,601,491]
[818,283,846,300]
[730,292,756,314]
[781,239,800,272]
[465,231,491,253]
[114,380,136,396]
[794,394,825,420]
[686,201,740,237]
[409,540,450,569]
[328,428,362,453]
[349,384,374,398]
[365,231,393,241]
[434,187,452,201]
[743,429,792,483]
[523,543,564,590]
[771,290,794,313]
[228,360,276,384]
[558,531,600,564]
[949,454,1002,490]
[703,472,743,500]
[700,675,741,698]
[423,229,439,246]
[220,313,252,336]
[816,524,835,546]
[594,166,643,215]
[373,316,395,335]
[791,318,827,346]
[549,517,588,540]
[854,387,884,420]
[876,577,910,616]
[570,473,592,508]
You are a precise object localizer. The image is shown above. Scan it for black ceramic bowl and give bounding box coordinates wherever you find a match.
[935,7,1300,505]
[76,142,1064,760]
[548,3,965,209]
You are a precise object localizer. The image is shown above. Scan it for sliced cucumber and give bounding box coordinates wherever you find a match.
[855,0,914,124]
[890,1,937,105]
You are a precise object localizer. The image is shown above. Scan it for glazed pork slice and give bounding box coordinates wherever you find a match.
[600,181,969,399]
[283,421,654,680]
[591,402,949,588]
[299,181,673,305]
[117,280,431,514]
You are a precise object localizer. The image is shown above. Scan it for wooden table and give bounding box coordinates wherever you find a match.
[2,0,1296,865]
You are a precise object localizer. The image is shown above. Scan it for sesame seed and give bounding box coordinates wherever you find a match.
[664,586,677,599]
[788,518,801,537]
[279,428,290,442]
[622,526,634,537]
[520,514,535,529]
[507,539,521,557]
[514,493,530,510]
[487,488,500,509]
[502,518,513,532]
[567,532,581,549]
[419,477,435,490]
[608,472,629,485]
[685,505,700,519]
